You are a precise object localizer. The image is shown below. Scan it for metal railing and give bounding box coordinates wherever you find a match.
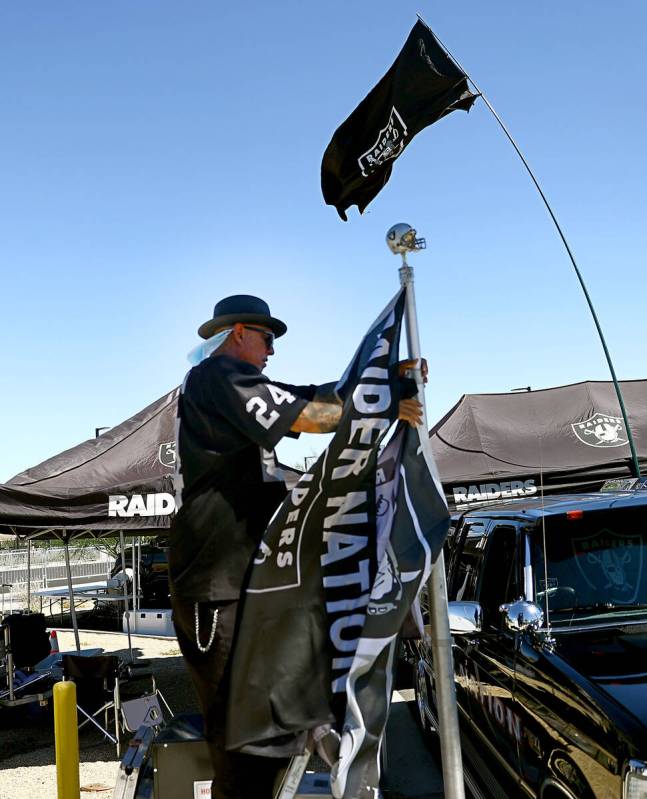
[0,546,113,606]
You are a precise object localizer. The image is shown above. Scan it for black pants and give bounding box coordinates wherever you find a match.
[171,595,287,799]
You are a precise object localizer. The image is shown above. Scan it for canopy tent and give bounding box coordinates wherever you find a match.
[0,388,179,654]
[2,378,646,529]
[430,379,647,510]
[0,387,179,538]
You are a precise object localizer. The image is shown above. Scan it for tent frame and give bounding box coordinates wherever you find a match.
[5,527,140,663]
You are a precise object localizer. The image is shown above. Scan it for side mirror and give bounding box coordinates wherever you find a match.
[448,601,483,634]
[500,599,544,633]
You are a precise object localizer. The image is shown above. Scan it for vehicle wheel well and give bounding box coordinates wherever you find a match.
[541,784,574,799]
[541,773,592,799]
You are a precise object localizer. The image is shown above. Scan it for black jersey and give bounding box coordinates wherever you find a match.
[169,354,315,601]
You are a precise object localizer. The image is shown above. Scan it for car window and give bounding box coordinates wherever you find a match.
[451,523,487,601]
[477,525,520,629]
[532,507,647,621]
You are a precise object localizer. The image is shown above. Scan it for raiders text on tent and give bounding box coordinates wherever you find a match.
[108,492,176,518]
[453,479,537,507]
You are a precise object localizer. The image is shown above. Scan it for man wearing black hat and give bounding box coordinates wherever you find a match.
[169,295,423,799]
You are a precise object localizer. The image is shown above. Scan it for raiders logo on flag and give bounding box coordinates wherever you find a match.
[321,19,477,220]
[358,106,408,176]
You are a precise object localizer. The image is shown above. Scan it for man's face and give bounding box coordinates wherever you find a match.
[235,323,275,371]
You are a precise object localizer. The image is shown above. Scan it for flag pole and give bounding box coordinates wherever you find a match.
[417,14,641,479]
[390,225,466,799]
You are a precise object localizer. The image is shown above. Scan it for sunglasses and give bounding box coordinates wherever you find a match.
[243,325,275,348]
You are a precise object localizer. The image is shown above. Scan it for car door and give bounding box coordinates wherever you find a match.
[437,521,489,730]
[417,521,487,734]
[453,523,524,784]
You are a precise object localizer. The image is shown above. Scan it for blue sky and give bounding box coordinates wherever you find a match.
[1,1,645,480]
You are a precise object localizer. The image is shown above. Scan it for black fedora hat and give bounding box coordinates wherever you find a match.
[198,295,287,340]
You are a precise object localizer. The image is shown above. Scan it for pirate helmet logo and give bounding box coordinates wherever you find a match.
[253,540,272,566]
[571,413,628,448]
[368,544,403,616]
[376,496,390,517]
[158,441,176,467]
[572,529,644,604]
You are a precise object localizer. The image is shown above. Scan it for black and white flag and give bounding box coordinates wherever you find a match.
[321,20,477,221]
[331,423,449,799]
[226,288,450,799]
[226,289,407,756]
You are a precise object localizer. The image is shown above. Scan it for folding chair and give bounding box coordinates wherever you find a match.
[120,659,174,732]
[0,613,53,707]
[62,654,173,757]
[63,654,124,756]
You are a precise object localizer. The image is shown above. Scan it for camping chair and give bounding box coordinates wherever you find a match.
[0,613,53,707]
[62,654,172,756]
[63,654,125,756]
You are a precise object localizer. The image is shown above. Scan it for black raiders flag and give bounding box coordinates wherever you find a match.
[332,423,449,799]
[226,289,450,798]
[321,20,477,220]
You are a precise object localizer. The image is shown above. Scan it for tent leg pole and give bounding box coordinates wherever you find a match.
[399,260,465,799]
[5,626,15,701]
[119,531,134,663]
[63,534,81,653]
[27,539,31,612]
[137,537,141,611]
[131,538,137,613]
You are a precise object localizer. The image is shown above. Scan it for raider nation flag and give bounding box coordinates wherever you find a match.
[331,423,449,799]
[226,289,407,756]
[227,289,451,799]
[321,20,477,220]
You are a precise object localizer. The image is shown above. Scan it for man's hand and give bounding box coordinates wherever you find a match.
[398,358,428,384]
[399,397,424,427]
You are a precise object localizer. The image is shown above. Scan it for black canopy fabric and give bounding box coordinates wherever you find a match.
[431,379,647,510]
[1,378,645,534]
[0,388,179,536]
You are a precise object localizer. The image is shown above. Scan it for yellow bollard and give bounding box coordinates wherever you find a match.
[54,681,80,799]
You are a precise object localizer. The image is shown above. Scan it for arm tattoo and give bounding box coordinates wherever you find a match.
[291,400,342,434]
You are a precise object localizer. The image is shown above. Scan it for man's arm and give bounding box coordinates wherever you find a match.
[290,379,424,434]
[291,383,342,434]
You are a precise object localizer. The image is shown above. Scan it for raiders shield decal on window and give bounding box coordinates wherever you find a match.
[572,529,643,604]
[571,413,628,448]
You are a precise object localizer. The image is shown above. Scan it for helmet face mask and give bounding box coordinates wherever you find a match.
[386,223,427,256]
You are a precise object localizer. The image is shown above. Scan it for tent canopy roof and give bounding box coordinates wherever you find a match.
[2,378,645,533]
[430,379,647,503]
[0,388,179,536]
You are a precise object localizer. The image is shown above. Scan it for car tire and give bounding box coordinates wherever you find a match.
[413,658,431,733]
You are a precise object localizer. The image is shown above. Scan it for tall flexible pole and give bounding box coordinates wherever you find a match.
[399,259,466,799]
[418,15,640,478]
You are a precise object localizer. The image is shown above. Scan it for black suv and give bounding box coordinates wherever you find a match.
[413,490,647,799]
[109,545,170,608]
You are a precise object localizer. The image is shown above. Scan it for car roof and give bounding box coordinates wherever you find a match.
[458,489,647,525]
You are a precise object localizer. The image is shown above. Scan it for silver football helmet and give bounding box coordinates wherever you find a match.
[385,223,426,255]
